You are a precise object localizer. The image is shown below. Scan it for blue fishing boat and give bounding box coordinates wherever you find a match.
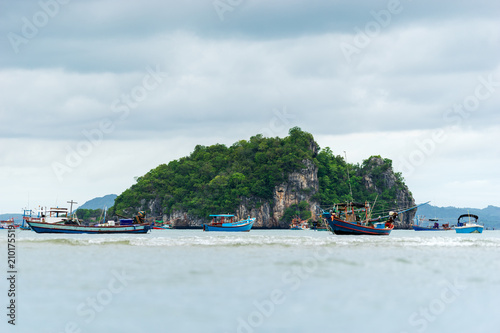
[412,216,452,231]
[21,209,32,230]
[203,214,255,232]
[455,214,483,234]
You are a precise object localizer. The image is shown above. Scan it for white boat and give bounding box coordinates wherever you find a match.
[455,214,483,234]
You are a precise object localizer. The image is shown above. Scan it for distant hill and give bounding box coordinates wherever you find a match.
[416,204,500,228]
[77,194,117,210]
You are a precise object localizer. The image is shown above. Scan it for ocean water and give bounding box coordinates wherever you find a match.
[1,229,499,333]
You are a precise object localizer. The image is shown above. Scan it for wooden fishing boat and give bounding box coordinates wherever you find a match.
[203,214,255,232]
[320,201,428,236]
[455,214,483,234]
[321,202,395,235]
[26,210,152,234]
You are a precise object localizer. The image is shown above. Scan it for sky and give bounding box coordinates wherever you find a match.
[1,0,499,213]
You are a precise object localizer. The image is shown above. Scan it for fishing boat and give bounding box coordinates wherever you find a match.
[321,202,397,236]
[455,214,483,234]
[203,214,255,232]
[26,208,152,234]
[0,218,18,229]
[152,220,173,230]
[20,209,33,230]
[412,216,453,231]
[311,220,328,231]
[290,218,310,230]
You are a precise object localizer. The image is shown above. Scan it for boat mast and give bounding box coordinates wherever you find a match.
[67,200,77,216]
[344,151,354,202]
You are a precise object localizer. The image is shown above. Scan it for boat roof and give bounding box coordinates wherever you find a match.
[210,214,235,217]
[458,214,478,221]
[49,207,68,212]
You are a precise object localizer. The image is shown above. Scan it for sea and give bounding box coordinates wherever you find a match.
[1,229,499,333]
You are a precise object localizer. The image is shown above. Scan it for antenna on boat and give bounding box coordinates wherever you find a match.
[367,194,378,221]
[344,151,353,202]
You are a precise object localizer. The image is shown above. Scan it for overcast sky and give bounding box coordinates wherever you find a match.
[1,0,499,213]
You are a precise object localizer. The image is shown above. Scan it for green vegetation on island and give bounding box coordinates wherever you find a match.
[316,148,409,217]
[113,127,316,217]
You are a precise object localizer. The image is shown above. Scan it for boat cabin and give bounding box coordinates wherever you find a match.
[209,214,234,226]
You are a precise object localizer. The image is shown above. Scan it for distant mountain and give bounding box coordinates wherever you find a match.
[77,194,117,210]
[416,204,500,228]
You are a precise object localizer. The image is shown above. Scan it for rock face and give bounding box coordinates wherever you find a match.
[360,156,416,228]
[236,159,319,228]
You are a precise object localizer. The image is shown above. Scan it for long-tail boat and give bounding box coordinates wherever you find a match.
[203,214,255,232]
[320,201,429,236]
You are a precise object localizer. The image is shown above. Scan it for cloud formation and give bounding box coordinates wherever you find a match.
[1,0,499,211]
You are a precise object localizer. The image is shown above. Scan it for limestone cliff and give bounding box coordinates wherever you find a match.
[236,159,319,228]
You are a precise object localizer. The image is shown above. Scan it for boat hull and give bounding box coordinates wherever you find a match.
[26,221,152,234]
[326,218,393,236]
[203,218,255,232]
[455,225,483,234]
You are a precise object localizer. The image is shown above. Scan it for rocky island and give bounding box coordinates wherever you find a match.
[110,128,415,228]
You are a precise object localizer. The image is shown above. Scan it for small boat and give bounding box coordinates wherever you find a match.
[311,220,328,231]
[26,207,152,234]
[203,214,255,232]
[0,218,18,229]
[455,214,483,234]
[152,226,172,230]
[290,218,309,230]
[412,216,453,231]
[152,220,173,230]
[321,202,397,236]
